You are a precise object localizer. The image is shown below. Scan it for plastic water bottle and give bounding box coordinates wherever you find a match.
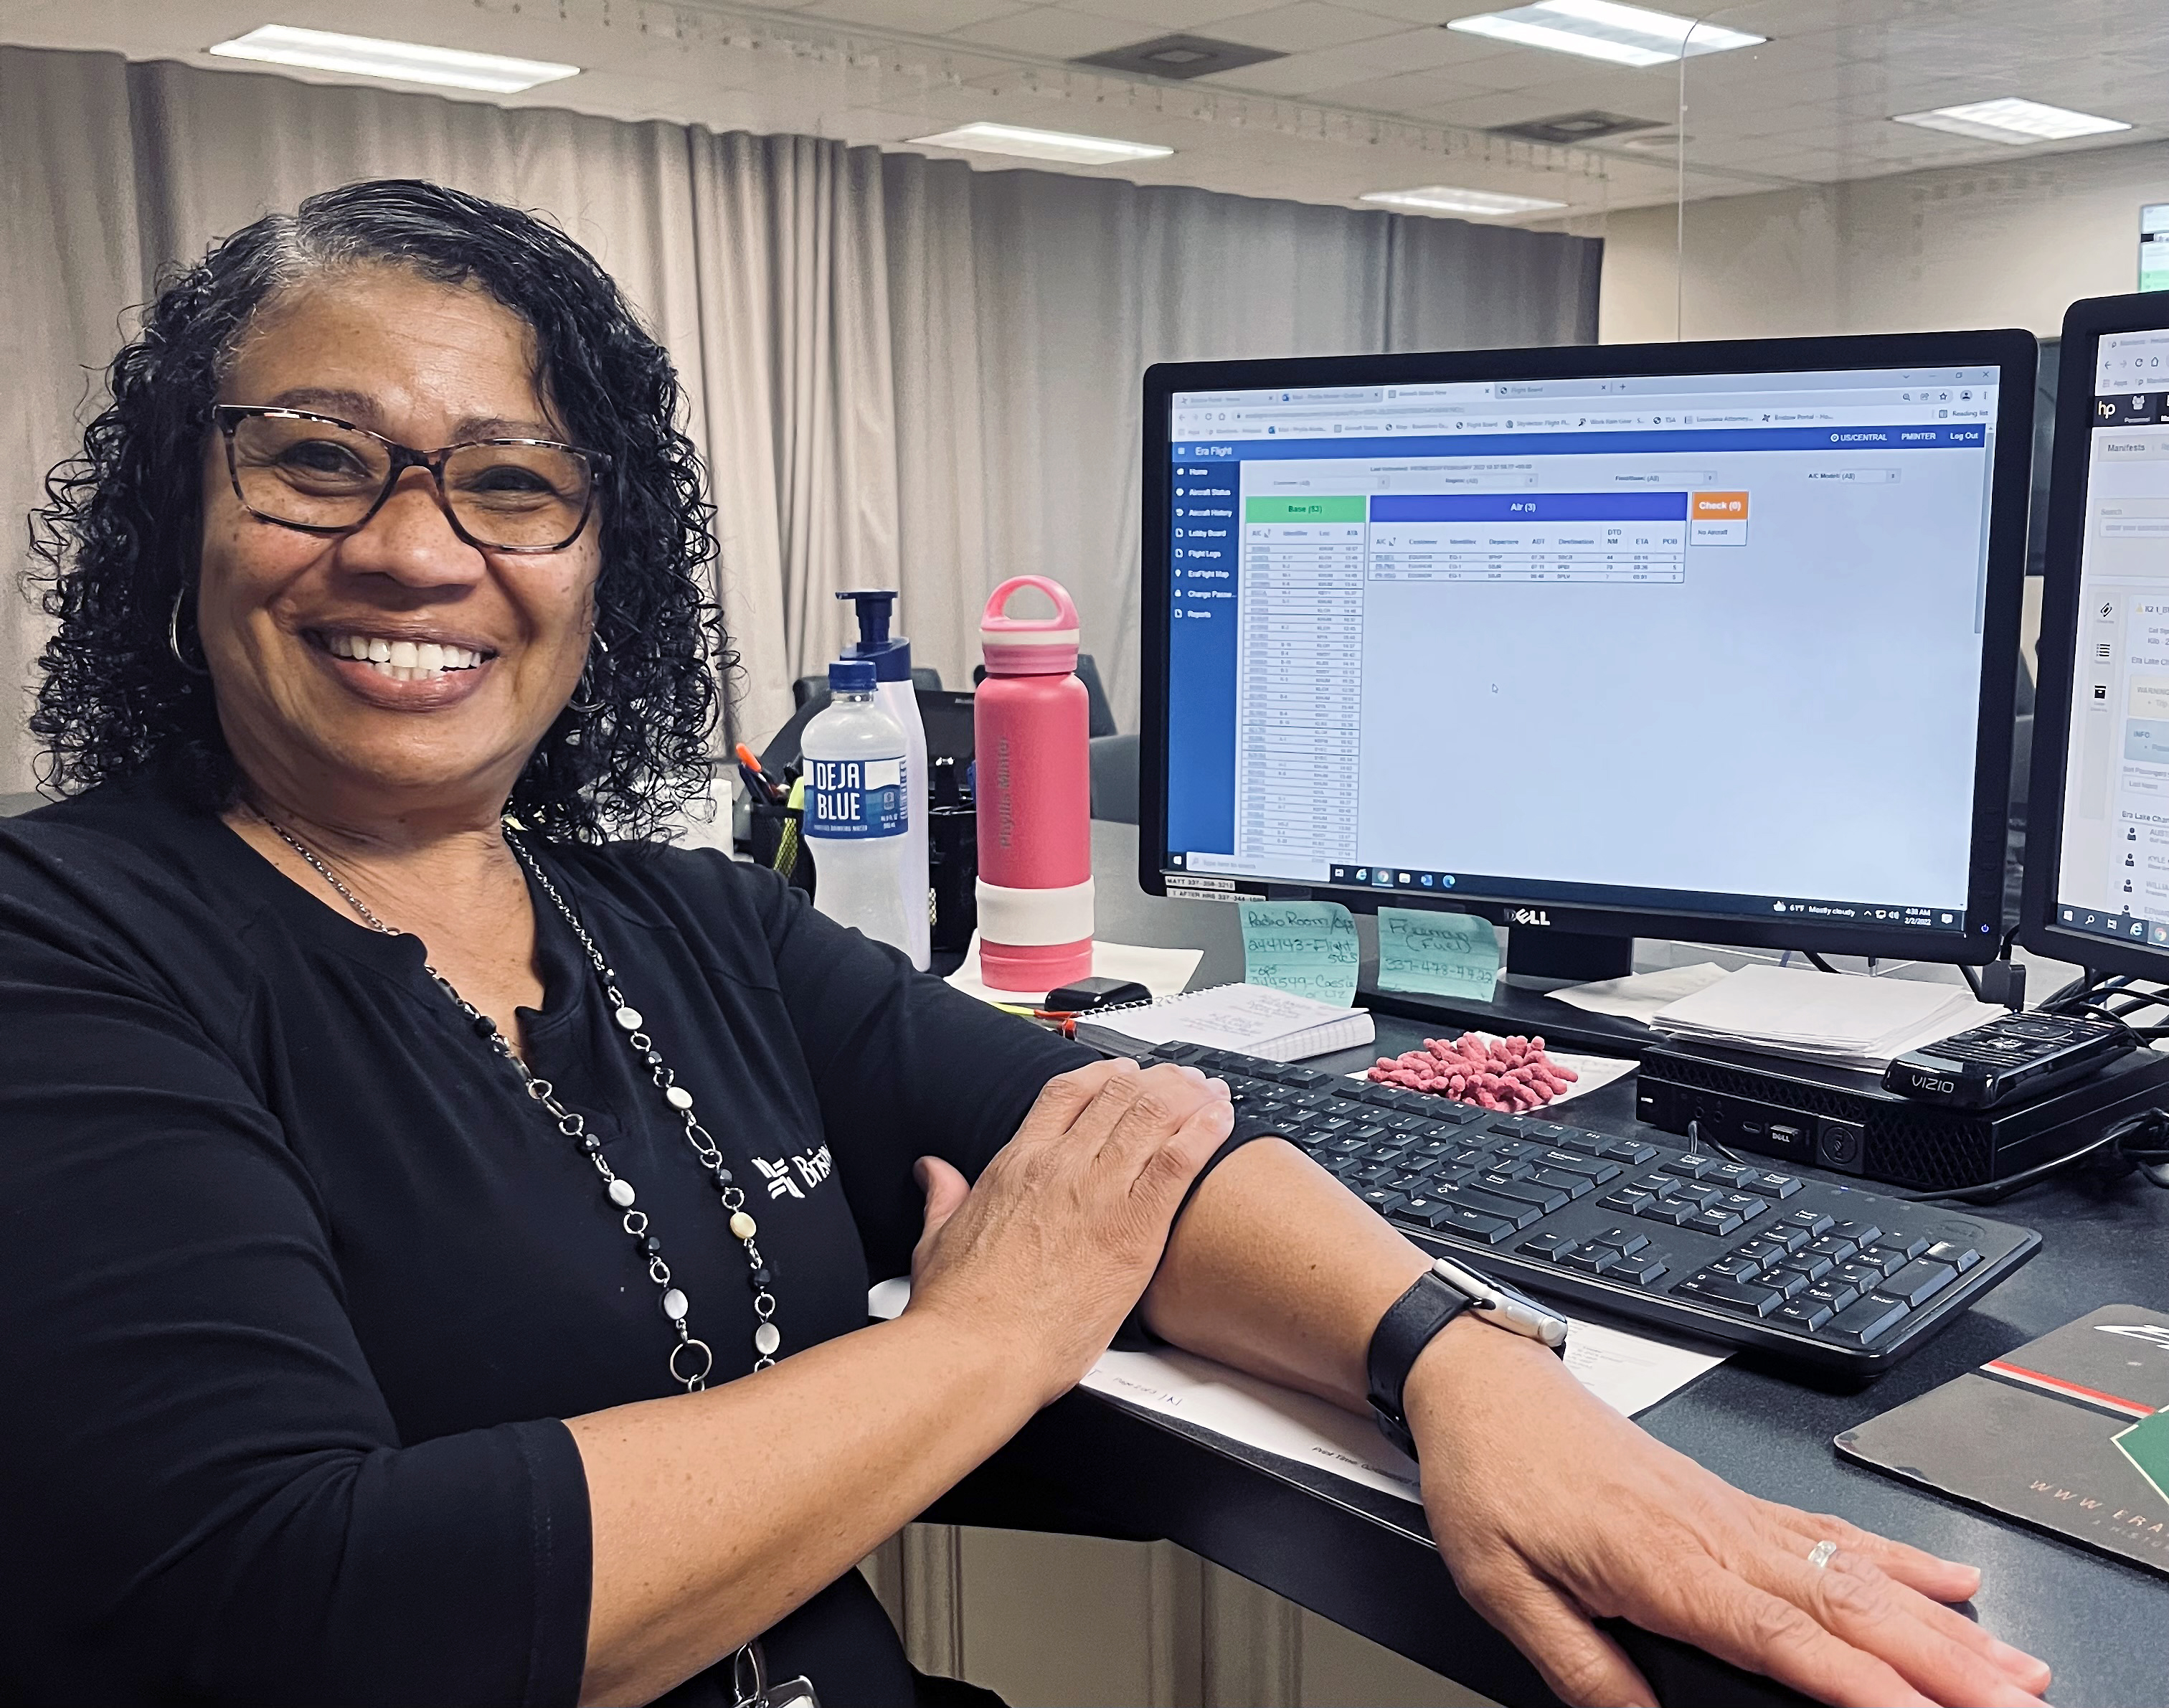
[975,576,1093,992]
[837,589,931,970]
[803,657,912,954]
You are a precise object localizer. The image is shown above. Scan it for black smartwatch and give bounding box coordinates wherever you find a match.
[1364,1255,1569,1459]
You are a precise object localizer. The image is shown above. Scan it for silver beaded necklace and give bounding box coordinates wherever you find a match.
[260,813,780,1392]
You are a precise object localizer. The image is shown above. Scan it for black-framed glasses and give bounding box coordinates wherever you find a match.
[213,405,611,553]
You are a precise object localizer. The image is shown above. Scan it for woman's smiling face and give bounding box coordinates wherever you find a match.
[197,265,602,818]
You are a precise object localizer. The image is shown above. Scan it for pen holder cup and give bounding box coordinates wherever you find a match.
[750,799,814,898]
[929,802,978,954]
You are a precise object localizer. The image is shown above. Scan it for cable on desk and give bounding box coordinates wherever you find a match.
[1685,1118,1744,1166]
[1802,950,1838,975]
[1890,1106,2169,1204]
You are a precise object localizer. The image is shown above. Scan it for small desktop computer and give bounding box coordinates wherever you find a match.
[1139,331,2037,1039]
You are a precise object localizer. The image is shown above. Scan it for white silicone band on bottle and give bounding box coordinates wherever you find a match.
[975,877,1095,946]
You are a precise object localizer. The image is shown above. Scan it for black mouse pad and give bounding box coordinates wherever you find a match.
[1835,1304,2169,1577]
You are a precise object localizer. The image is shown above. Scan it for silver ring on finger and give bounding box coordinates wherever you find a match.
[1806,1539,1838,1570]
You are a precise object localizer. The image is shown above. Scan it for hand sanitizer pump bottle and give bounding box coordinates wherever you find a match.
[974,576,1093,992]
[837,590,930,971]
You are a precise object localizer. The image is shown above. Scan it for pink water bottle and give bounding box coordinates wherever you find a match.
[975,576,1094,992]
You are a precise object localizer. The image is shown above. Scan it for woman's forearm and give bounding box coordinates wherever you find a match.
[567,1308,1039,1705]
[1137,1137,1434,1413]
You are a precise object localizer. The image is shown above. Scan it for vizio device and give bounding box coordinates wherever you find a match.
[1883,1013,2135,1110]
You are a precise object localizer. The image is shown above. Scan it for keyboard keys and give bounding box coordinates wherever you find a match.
[1881,1259,1960,1306]
[1427,1181,1543,1229]
[1924,1240,1983,1273]
[1739,1171,1805,1199]
[1830,1263,1888,1296]
[1774,1299,1834,1332]
[1761,1269,1809,1300]
[1714,1192,1771,1223]
[1782,1208,1835,1236]
[1517,1230,1569,1260]
[1662,1155,1717,1179]
[1802,1235,1859,1265]
[1601,1139,1660,1164]
[1734,1237,1795,1267]
[1799,1280,1859,1314]
[1490,1141,1544,1164]
[1531,1167,1599,1199]
[1686,1207,1746,1237]
[1632,1197,1701,1226]
[1555,1132,1607,1156]
[1599,1185,1659,1213]
[1473,1175,1572,1214]
[1390,1195,1443,1225]
[1625,1171,1677,1194]
[1558,1243,1627,1274]
[1665,1184,1721,1209]
[1426,1205,1517,1244]
[1705,1252,1766,1281]
[1707,1162,1757,1189]
[1856,1246,1912,1276]
[1361,1188,1407,1214]
[1538,1151,1622,1183]
[1825,1293,1911,1346]
[1773,1254,1835,1285]
[1827,1220,1883,1250]
[1678,1275,1783,1317]
[1589,1225,1649,1252]
[1610,1250,1672,1285]
[1879,1233,1931,1260]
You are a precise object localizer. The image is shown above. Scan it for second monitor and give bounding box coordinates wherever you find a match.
[1140,331,2038,988]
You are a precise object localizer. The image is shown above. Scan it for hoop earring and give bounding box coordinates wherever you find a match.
[567,630,609,714]
[168,588,210,678]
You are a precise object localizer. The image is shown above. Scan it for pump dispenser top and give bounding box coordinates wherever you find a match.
[837,590,911,681]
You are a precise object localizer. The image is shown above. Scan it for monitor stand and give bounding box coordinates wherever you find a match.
[1355,927,1657,1057]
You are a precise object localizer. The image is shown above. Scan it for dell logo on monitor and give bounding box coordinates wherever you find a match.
[1509,908,1553,926]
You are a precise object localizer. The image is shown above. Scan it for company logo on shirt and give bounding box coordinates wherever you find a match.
[751,1143,834,1200]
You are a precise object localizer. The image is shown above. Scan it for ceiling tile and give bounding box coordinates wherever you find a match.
[1055,0,1280,29]
[945,6,1155,55]
[1201,44,1389,93]
[1206,1,1408,53]
[799,0,1030,32]
[1309,69,1491,110]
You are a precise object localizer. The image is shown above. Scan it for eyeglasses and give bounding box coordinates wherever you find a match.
[213,405,611,553]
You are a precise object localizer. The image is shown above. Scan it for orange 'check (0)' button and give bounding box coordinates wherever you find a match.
[1692,491,1748,519]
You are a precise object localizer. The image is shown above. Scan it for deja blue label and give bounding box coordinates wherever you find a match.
[806,757,907,839]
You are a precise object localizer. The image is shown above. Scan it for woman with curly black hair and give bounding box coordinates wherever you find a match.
[0,179,2047,1708]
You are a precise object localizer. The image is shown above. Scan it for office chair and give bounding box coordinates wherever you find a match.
[973,653,1117,737]
[1089,733,1140,825]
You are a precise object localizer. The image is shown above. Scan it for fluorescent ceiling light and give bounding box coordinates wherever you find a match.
[207,25,579,93]
[1448,1,1762,68]
[1891,97,2131,146]
[908,121,1173,165]
[1362,185,1566,216]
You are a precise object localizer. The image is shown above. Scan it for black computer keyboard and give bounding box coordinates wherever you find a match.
[1135,1039,2042,1372]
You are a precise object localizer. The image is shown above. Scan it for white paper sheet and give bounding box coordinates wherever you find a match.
[1348,1041,1638,1109]
[1547,963,1732,1025]
[945,931,1204,1006]
[868,1280,1726,1507]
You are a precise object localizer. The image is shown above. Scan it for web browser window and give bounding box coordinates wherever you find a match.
[2054,329,2169,949]
[1163,364,2002,930]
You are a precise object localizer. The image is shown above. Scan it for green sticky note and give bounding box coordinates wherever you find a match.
[1376,907,1501,1001]
[2113,1408,2169,1504]
[1239,900,1359,1007]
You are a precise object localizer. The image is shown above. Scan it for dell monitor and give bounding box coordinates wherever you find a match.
[1140,331,2037,1021]
[2024,292,2169,976]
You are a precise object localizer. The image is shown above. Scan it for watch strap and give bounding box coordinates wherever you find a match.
[1365,1270,1473,1459]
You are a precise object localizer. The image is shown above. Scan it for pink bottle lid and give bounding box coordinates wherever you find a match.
[980,576,1079,677]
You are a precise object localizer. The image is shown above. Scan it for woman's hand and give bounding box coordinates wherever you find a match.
[1406,1320,2054,1708]
[904,1058,1234,1405]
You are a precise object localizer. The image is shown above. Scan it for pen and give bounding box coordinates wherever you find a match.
[735,742,782,804]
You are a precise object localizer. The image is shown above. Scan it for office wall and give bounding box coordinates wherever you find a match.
[3,45,1600,792]
[1594,138,2169,344]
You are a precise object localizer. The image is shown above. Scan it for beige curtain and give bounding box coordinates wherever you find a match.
[4,44,1598,792]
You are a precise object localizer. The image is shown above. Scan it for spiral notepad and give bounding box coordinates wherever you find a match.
[1079,983,1375,1062]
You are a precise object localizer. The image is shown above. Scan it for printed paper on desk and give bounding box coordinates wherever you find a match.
[868,1281,1726,1508]
[945,932,1203,1006]
[1239,900,1359,1006]
[1376,908,1500,1001]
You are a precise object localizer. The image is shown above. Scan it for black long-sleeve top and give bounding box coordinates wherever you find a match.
[0,770,1093,1707]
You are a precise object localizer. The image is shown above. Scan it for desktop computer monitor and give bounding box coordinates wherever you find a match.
[1139,331,2038,986]
[2024,292,2169,976]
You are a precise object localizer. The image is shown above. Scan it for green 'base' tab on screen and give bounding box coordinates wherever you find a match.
[1244,496,1367,524]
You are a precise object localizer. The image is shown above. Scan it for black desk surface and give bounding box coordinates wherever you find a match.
[928,826,2169,1707]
